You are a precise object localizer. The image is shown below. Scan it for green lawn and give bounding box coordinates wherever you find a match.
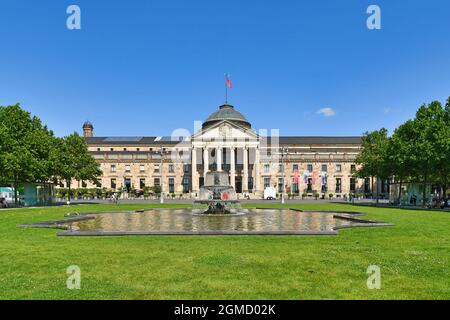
[0,203,449,300]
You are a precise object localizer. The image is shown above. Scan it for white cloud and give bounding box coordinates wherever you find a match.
[317,107,336,117]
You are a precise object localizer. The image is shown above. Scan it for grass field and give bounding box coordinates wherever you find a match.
[0,203,449,300]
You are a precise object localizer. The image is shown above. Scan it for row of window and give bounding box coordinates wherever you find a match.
[109,177,191,193]
[96,147,167,152]
[263,177,370,194]
[265,164,356,174]
[108,163,356,175]
[109,164,191,174]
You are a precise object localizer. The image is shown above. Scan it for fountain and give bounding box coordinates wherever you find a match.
[194,170,239,214]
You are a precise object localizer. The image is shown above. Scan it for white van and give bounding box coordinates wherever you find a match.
[264,187,277,200]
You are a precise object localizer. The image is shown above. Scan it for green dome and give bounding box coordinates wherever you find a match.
[203,104,251,129]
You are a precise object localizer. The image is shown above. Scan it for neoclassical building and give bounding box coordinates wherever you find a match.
[78,103,379,198]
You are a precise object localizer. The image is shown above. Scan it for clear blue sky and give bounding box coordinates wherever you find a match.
[1,0,449,137]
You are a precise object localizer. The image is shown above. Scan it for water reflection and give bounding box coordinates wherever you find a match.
[71,209,357,233]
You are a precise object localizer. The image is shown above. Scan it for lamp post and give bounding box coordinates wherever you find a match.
[281,147,288,204]
[159,147,164,204]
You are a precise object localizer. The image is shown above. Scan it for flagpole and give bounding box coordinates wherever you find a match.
[225,74,228,104]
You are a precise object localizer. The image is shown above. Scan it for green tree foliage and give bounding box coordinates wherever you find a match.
[0,104,102,205]
[356,98,450,206]
[355,128,390,202]
[0,104,55,204]
[54,132,102,201]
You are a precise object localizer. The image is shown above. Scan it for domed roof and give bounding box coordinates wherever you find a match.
[83,121,93,129]
[203,104,251,129]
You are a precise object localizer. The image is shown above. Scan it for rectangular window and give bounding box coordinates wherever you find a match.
[336,178,342,193]
[248,177,254,192]
[264,164,270,173]
[336,164,342,173]
[278,164,284,173]
[111,178,116,189]
[154,178,160,186]
[264,177,271,189]
[169,164,174,173]
[364,178,371,193]
[139,165,145,173]
[154,165,160,173]
[307,178,313,192]
[350,178,356,193]
[293,164,299,172]
[183,164,190,173]
[321,164,327,172]
[139,178,146,189]
[110,164,116,173]
[278,177,284,193]
[169,178,175,193]
[125,165,131,173]
[182,177,190,193]
[351,164,356,173]
[292,177,299,193]
[307,164,313,172]
[82,181,87,188]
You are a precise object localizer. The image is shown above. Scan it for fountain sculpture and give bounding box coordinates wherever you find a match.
[194,170,239,214]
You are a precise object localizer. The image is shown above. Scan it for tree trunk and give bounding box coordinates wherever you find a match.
[67,179,71,202]
[13,178,19,206]
[397,178,403,206]
[376,177,380,205]
[371,176,374,200]
[422,176,427,207]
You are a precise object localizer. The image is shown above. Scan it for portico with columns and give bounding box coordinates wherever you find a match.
[190,107,260,196]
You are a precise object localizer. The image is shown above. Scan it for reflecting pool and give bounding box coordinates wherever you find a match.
[54,208,390,236]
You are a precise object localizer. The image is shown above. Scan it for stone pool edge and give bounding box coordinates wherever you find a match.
[17,208,393,236]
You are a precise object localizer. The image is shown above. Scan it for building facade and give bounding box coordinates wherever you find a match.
[77,104,377,198]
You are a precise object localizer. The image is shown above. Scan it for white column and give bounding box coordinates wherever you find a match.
[192,147,199,192]
[243,147,249,192]
[203,147,209,179]
[230,147,235,189]
[254,147,260,194]
[216,147,222,171]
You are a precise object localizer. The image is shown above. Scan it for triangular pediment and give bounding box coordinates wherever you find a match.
[192,120,258,141]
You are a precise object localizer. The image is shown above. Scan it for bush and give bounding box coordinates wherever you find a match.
[329,193,334,199]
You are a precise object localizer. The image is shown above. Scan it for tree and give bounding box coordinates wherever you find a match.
[0,104,55,205]
[387,120,415,204]
[53,132,102,201]
[408,101,449,205]
[355,128,390,204]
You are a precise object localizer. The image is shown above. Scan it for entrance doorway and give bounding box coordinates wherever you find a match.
[124,178,131,192]
[235,176,242,193]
